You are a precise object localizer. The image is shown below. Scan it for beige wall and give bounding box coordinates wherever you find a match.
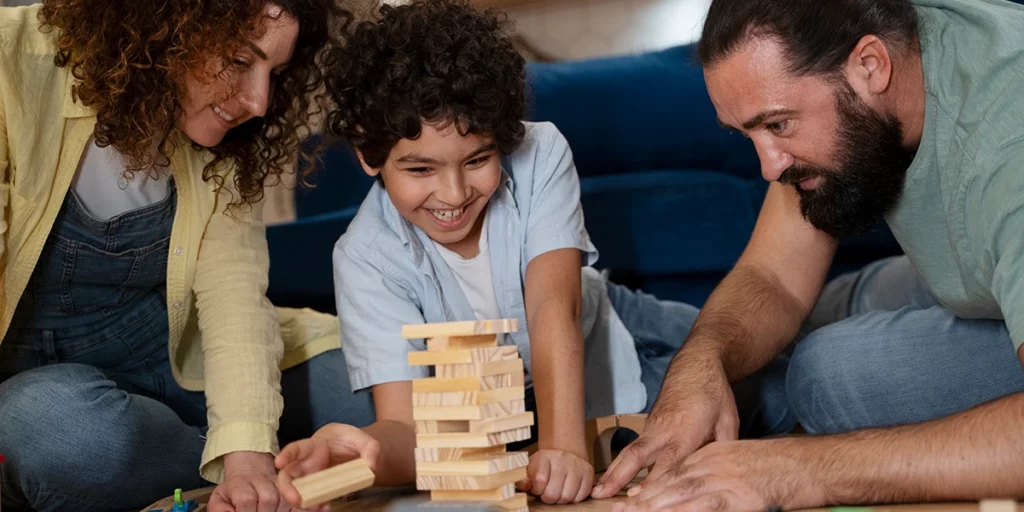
[503,0,710,61]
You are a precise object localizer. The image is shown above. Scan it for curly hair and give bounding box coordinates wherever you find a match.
[324,0,526,168]
[38,0,352,207]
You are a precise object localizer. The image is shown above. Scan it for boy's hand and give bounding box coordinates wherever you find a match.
[274,424,381,510]
[209,451,294,512]
[517,449,595,504]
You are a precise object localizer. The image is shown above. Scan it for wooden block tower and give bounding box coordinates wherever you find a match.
[405,319,533,512]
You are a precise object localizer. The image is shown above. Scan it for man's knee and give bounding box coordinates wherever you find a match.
[786,324,868,435]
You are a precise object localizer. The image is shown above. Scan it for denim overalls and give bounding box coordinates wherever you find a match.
[0,180,206,424]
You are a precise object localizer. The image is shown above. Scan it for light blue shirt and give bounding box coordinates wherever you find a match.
[333,122,647,418]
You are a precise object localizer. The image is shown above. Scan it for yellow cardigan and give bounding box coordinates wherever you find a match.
[0,5,341,482]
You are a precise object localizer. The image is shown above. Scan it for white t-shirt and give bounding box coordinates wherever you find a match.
[433,213,502,322]
[71,137,172,221]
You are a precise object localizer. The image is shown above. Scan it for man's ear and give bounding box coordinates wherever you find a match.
[844,34,894,97]
[354,147,380,178]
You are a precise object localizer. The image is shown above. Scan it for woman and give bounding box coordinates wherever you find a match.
[0,1,372,511]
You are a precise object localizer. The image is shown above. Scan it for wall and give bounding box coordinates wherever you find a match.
[502,0,710,61]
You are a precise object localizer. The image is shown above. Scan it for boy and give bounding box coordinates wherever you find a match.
[275,0,789,506]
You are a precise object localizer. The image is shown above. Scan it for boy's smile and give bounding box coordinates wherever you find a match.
[359,122,503,259]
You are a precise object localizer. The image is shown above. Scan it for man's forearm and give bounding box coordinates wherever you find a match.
[808,391,1024,505]
[676,263,807,382]
[363,420,417,486]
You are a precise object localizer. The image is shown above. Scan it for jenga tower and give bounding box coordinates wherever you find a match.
[405,319,533,512]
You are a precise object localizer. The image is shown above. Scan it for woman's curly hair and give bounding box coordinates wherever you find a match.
[324,0,526,168]
[38,0,352,207]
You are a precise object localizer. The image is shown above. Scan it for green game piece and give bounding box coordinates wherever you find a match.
[174,488,183,506]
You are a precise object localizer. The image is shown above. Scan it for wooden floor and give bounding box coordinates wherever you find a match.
[143,485,1011,512]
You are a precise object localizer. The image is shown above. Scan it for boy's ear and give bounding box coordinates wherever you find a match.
[353,147,381,178]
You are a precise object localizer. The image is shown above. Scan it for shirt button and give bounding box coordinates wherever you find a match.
[174,247,184,256]
[172,301,183,309]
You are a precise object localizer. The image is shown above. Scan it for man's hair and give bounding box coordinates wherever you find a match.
[324,0,527,168]
[698,0,919,77]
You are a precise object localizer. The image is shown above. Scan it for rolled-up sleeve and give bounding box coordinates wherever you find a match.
[523,124,598,266]
[334,238,429,390]
[193,182,283,483]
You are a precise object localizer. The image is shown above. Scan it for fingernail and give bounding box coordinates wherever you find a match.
[627,485,642,497]
[592,484,604,496]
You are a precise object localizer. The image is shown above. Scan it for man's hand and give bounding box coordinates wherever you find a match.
[592,352,739,499]
[209,451,293,512]
[613,438,827,512]
[517,449,595,504]
[275,423,381,510]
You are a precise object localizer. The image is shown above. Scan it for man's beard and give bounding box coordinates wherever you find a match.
[778,83,916,239]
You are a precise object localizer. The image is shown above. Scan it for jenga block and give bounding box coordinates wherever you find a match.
[416,426,532,448]
[417,412,533,435]
[469,412,534,433]
[403,319,519,339]
[416,420,470,434]
[427,334,498,351]
[491,493,529,511]
[413,386,525,407]
[412,373,523,393]
[416,451,529,476]
[980,500,1019,512]
[416,466,527,491]
[291,458,375,508]
[431,483,515,501]
[415,445,506,462]
[435,358,524,378]
[413,399,525,421]
[409,346,518,367]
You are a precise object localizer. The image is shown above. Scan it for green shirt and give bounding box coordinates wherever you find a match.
[886,0,1024,350]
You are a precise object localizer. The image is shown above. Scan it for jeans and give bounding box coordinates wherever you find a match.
[787,255,1024,434]
[0,347,375,512]
[606,281,795,438]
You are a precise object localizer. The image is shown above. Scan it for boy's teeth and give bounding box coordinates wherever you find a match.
[430,207,465,221]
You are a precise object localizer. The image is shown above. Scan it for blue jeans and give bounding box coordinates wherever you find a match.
[787,255,1024,434]
[0,348,375,512]
[606,282,794,438]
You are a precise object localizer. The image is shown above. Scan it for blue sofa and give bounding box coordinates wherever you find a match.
[266,43,903,312]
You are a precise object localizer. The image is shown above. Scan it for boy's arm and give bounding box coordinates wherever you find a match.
[362,381,418,486]
[524,248,587,457]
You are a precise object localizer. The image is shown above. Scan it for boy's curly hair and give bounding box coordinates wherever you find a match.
[38,0,352,207]
[324,0,526,168]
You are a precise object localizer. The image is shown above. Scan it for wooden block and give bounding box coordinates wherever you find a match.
[586,414,647,472]
[409,346,519,367]
[980,500,1019,512]
[403,319,519,339]
[416,466,527,491]
[434,358,524,378]
[412,373,523,393]
[492,493,528,511]
[469,412,534,434]
[427,334,498,351]
[415,445,506,463]
[413,399,525,421]
[291,458,375,508]
[418,412,533,435]
[425,493,528,511]
[415,426,532,448]
[416,420,470,434]
[431,483,515,501]
[416,451,529,476]
[413,386,525,407]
